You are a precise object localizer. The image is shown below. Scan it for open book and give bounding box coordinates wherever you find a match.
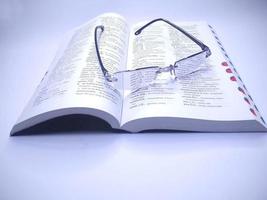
[11,13,267,135]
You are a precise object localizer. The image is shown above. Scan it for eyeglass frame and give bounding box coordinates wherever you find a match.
[94,18,211,82]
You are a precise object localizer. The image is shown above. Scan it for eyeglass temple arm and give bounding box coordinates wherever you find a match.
[94,25,110,78]
[135,18,211,56]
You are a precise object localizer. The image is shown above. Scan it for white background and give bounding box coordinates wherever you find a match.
[0,0,267,199]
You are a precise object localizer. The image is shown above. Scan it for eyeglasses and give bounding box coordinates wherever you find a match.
[94,18,211,93]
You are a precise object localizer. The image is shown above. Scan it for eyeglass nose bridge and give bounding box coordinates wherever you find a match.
[157,65,176,77]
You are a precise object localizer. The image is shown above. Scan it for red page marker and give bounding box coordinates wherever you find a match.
[230,76,237,81]
[250,108,257,116]
[244,97,250,105]
[222,61,228,66]
[238,87,246,94]
[226,68,232,73]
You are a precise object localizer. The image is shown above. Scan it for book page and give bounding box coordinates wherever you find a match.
[121,21,255,126]
[16,13,129,127]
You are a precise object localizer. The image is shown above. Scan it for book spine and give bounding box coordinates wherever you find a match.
[208,25,265,125]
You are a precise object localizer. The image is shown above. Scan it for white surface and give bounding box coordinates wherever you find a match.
[0,0,267,199]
